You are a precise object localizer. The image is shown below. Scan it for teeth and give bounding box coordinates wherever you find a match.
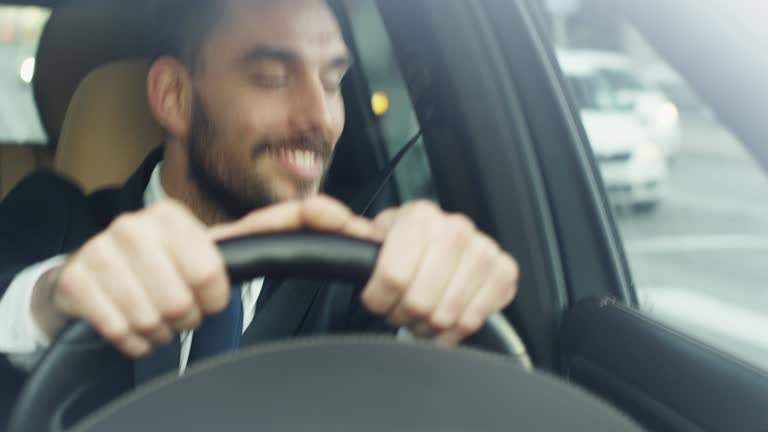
[281,149,317,170]
[297,151,304,166]
[280,149,315,169]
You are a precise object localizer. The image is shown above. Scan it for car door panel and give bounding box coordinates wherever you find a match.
[563,298,768,431]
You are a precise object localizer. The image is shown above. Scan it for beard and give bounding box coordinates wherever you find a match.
[186,93,335,221]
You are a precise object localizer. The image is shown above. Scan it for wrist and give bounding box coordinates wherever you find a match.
[31,265,69,338]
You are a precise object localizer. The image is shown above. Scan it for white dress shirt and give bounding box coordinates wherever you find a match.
[0,163,263,374]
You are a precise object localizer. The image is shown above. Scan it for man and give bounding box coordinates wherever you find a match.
[0,0,519,388]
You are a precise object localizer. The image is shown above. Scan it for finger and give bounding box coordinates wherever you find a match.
[356,208,400,243]
[430,233,499,332]
[446,255,520,344]
[340,215,381,242]
[147,202,231,315]
[298,195,368,235]
[433,328,465,347]
[371,208,398,234]
[117,229,203,333]
[209,195,372,241]
[208,201,303,241]
[387,215,475,328]
[54,260,150,358]
[361,202,437,316]
[85,234,173,347]
[409,322,437,339]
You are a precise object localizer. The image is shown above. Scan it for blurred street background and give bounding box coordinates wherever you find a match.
[543,0,768,367]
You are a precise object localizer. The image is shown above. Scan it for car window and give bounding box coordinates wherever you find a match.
[341,0,436,203]
[0,6,49,145]
[566,74,633,112]
[535,1,768,369]
[600,69,644,91]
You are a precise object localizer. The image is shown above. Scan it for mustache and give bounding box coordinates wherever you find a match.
[254,135,334,162]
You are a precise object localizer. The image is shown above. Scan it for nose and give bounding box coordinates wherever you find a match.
[289,75,335,135]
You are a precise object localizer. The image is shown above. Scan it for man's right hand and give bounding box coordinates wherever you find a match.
[31,201,231,358]
[30,196,379,358]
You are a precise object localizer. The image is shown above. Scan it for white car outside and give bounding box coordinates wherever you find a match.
[559,56,668,210]
[558,49,682,163]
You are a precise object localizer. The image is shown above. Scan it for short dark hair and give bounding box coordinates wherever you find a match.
[153,0,226,70]
[153,0,344,70]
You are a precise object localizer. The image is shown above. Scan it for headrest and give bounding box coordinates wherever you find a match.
[55,60,164,193]
[34,0,152,143]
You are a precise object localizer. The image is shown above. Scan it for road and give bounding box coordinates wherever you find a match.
[0,43,46,144]
[614,115,768,369]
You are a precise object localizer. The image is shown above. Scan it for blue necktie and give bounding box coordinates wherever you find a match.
[134,285,243,386]
[188,285,244,364]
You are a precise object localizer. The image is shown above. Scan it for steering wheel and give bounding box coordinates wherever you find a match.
[8,232,539,432]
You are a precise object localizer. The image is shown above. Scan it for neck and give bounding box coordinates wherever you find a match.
[161,140,235,226]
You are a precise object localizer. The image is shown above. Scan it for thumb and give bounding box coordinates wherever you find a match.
[208,195,379,242]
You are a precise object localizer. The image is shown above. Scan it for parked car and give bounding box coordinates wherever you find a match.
[558,49,682,163]
[558,52,667,211]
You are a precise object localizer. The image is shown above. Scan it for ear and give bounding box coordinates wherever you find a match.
[147,56,193,139]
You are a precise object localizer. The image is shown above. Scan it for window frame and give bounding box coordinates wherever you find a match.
[338,0,436,204]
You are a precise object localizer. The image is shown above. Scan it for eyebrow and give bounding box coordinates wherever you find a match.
[239,46,354,69]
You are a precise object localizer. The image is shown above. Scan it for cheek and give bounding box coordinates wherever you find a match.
[330,98,346,146]
[197,76,279,153]
[223,96,282,154]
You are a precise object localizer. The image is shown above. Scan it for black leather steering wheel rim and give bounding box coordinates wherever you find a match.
[8,232,530,432]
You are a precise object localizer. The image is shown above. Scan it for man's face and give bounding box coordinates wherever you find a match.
[185,0,349,217]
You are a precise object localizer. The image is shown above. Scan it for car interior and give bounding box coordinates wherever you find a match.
[0,0,398,202]
[0,0,414,427]
[2,0,768,430]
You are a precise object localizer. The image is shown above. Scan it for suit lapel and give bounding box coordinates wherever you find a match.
[113,147,164,215]
[254,276,282,315]
[241,277,322,347]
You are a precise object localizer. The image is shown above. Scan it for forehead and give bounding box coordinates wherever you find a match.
[211,0,347,59]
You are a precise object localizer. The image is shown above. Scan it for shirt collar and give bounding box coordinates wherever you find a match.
[143,162,167,207]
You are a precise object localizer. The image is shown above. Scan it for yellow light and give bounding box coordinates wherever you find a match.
[371,91,390,116]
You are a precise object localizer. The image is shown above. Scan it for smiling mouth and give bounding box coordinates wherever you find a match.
[268,146,323,180]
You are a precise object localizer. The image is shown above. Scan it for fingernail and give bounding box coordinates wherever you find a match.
[124,335,152,358]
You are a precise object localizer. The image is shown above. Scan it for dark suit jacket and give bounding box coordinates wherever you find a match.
[0,148,392,423]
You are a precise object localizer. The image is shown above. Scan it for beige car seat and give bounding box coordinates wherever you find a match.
[54,60,163,193]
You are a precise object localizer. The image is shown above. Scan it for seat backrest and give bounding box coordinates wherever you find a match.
[55,60,163,193]
[0,145,53,198]
[0,0,154,200]
[34,0,151,144]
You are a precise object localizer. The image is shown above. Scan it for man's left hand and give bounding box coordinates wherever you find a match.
[362,200,519,346]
